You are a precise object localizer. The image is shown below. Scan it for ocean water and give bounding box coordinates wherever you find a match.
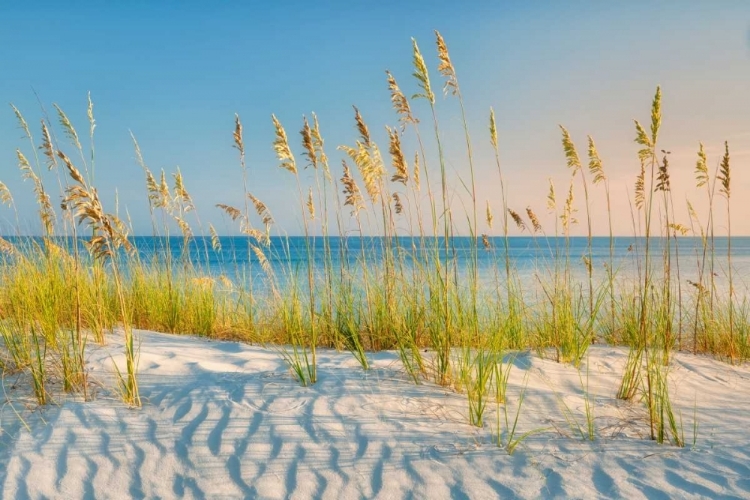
[9,236,750,296]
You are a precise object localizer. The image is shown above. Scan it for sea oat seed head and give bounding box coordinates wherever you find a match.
[719,141,731,198]
[435,30,458,96]
[411,38,435,104]
[559,126,582,174]
[587,136,606,184]
[387,126,408,185]
[695,142,709,188]
[272,114,297,174]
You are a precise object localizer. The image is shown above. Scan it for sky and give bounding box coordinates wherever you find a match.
[1,1,749,237]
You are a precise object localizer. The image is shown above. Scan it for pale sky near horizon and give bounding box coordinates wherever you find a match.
[1,1,749,237]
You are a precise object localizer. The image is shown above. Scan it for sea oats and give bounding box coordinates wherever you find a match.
[634,120,653,165]
[411,38,434,103]
[311,113,330,178]
[233,114,244,158]
[175,216,192,239]
[559,126,582,174]
[248,193,273,226]
[339,143,381,202]
[435,30,458,96]
[635,162,646,209]
[40,121,57,170]
[216,203,243,221]
[21,150,56,235]
[695,142,709,188]
[485,200,493,229]
[650,86,662,145]
[668,223,689,236]
[508,209,526,231]
[582,255,593,274]
[10,104,31,139]
[243,227,266,244]
[526,207,542,233]
[352,106,372,148]
[17,150,32,178]
[547,180,556,212]
[489,108,498,149]
[386,70,416,128]
[54,104,82,151]
[0,236,15,255]
[718,141,730,198]
[392,193,403,214]
[218,274,233,289]
[209,224,222,252]
[173,169,194,211]
[158,170,171,208]
[62,172,132,259]
[301,116,317,170]
[272,114,296,174]
[340,160,364,215]
[144,168,162,207]
[387,126,408,185]
[307,188,315,219]
[0,182,13,207]
[58,151,85,185]
[481,234,490,249]
[562,181,578,229]
[87,92,96,139]
[655,153,671,192]
[413,152,420,190]
[587,136,606,184]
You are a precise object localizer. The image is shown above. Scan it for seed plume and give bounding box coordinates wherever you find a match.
[54,104,82,151]
[301,116,317,170]
[411,38,434,103]
[695,142,709,188]
[272,114,296,174]
[388,127,408,185]
[341,160,364,215]
[526,207,542,233]
[435,30,458,96]
[386,70,416,128]
[508,209,526,231]
[587,136,606,184]
[392,193,403,214]
[40,121,57,170]
[718,141,731,198]
[233,114,244,158]
[559,126,582,174]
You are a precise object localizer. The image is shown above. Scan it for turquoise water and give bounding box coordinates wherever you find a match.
[8,236,750,295]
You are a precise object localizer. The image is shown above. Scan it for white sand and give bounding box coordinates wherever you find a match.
[2,330,750,499]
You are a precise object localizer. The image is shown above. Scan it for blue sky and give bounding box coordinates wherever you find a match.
[1,1,749,236]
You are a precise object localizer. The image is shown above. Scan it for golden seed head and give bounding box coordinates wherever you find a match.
[387,126,408,185]
[392,193,403,215]
[301,116,317,170]
[411,38,434,104]
[272,114,297,174]
[508,208,526,231]
[559,125,582,174]
[386,71,416,128]
[489,108,498,149]
[719,141,731,198]
[695,142,709,188]
[587,136,606,185]
[435,30,458,96]
[526,207,542,233]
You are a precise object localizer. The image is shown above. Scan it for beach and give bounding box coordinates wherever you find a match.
[3,329,750,499]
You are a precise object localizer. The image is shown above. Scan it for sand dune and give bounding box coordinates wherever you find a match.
[2,330,750,499]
